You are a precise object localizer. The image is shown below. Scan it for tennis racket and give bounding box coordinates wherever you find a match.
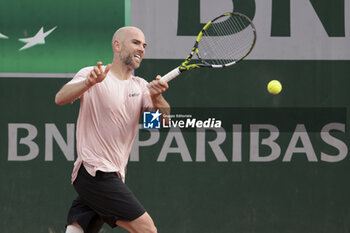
[161,12,256,83]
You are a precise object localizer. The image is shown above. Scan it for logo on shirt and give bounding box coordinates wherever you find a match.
[128,93,140,97]
[143,110,161,129]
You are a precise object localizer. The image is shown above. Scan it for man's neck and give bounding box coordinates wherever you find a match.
[109,60,134,80]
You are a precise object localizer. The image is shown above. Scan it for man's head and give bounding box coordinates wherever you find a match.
[112,26,147,70]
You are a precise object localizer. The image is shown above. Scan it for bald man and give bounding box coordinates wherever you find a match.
[55,26,169,233]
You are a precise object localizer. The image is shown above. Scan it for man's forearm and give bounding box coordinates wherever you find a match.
[152,95,170,125]
[55,80,90,105]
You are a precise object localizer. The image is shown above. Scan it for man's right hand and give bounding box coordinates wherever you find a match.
[85,61,111,87]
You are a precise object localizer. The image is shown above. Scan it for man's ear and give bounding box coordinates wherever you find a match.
[112,39,121,53]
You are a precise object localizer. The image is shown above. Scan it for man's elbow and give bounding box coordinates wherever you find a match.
[55,92,65,106]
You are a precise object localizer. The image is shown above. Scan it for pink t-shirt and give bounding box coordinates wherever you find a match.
[67,66,153,183]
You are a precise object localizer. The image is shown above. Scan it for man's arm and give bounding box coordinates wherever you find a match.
[55,62,110,105]
[147,75,171,125]
[55,80,90,105]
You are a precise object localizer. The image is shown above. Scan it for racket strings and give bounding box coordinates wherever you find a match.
[198,14,255,66]
[206,21,231,64]
[213,16,244,63]
[203,15,250,63]
[214,16,251,63]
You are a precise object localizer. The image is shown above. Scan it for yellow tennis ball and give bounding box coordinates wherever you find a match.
[267,80,282,95]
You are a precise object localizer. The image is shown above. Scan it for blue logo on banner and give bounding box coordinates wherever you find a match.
[143,110,161,129]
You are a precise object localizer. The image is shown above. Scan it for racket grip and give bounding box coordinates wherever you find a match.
[161,68,181,83]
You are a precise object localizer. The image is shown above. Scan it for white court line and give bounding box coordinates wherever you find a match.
[0,73,75,78]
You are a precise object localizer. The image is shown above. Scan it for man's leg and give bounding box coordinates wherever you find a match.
[66,196,104,233]
[116,212,157,233]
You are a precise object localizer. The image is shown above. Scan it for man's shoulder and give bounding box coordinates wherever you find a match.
[78,66,94,73]
[74,66,94,77]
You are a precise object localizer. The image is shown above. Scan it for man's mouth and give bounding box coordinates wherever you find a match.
[134,55,141,61]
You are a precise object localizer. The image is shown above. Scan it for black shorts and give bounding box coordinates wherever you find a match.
[66,165,146,233]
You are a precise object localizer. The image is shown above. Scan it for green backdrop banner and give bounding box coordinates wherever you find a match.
[0,0,125,73]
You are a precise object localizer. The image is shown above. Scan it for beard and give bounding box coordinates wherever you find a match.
[120,52,140,69]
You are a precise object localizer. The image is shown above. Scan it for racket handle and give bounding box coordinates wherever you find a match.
[161,68,181,83]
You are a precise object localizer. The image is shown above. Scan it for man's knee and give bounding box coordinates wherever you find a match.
[136,217,157,233]
[117,212,157,233]
[146,224,157,233]
[132,217,157,233]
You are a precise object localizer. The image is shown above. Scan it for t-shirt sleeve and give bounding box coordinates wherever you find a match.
[67,66,92,85]
[65,66,92,103]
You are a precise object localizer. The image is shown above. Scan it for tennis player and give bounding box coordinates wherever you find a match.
[55,26,169,233]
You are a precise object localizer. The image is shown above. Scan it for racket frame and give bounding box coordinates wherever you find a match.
[161,12,256,82]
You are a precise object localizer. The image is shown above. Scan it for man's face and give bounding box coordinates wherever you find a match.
[118,30,147,70]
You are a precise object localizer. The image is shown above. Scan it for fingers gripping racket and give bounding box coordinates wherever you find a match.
[161,12,256,83]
